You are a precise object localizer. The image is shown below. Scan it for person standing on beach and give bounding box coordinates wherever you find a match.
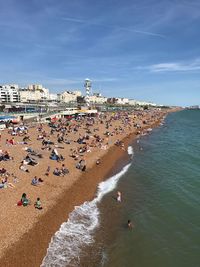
[117,191,122,202]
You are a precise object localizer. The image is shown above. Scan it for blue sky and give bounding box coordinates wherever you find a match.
[0,0,200,106]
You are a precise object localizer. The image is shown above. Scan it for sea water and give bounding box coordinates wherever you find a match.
[42,110,200,267]
[41,162,132,267]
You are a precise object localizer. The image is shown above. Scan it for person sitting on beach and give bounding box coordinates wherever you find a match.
[64,138,71,144]
[77,136,86,144]
[57,154,65,162]
[96,159,101,165]
[11,129,18,135]
[76,159,86,171]
[45,166,50,176]
[1,177,15,188]
[61,164,69,175]
[23,136,31,142]
[0,182,5,189]
[44,138,54,145]
[34,197,43,210]
[37,134,44,140]
[0,168,7,174]
[9,138,16,145]
[53,167,62,176]
[100,144,108,150]
[6,139,10,145]
[69,149,79,160]
[12,174,19,183]
[86,145,91,153]
[18,193,30,206]
[75,160,81,170]
[57,135,64,143]
[0,150,12,161]
[50,128,54,135]
[50,148,59,160]
[31,176,40,186]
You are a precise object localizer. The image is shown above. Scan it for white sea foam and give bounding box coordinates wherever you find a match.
[100,250,108,266]
[127,146,134,156]
[41,163,131,267]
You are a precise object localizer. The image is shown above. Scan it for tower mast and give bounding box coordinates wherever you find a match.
[84,78,91,108]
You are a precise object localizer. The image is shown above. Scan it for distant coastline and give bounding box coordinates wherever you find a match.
[185,105,200,110]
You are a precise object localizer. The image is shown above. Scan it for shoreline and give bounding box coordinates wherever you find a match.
[0,110,176,267]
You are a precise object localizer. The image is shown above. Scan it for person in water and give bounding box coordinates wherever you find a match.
[117,191,122,202]
[127,219,133,229]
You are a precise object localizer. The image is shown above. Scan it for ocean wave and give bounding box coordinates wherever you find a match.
[41,163,131,267]
[128,146,134,157]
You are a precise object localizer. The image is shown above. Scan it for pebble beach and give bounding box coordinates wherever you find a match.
[0,109,172,266]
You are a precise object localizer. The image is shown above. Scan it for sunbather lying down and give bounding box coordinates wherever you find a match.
[22,155,38,166]
[24,147,43,158]
[50,150,65,161]
[19,163,29,172]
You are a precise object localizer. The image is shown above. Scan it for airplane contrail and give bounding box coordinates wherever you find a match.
[62,17,166,39]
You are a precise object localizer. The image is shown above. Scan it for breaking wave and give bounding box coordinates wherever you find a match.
[41,162,131,267]
[127,145,134,156]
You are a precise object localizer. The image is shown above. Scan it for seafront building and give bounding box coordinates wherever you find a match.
[60,90,82,103]
[129,98,157,107]
[88,93,107,104]
[0,84,20,103]
[49,93,58,102]
[107,97,129,105]
[0,82,160,109]
[19,84,49,102]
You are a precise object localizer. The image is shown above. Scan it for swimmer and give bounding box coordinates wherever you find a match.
[127,219,133,229]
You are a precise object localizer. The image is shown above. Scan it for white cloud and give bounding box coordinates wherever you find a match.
[143,59,200,72]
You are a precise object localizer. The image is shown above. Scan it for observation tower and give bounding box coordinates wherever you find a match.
[84,78,91,108]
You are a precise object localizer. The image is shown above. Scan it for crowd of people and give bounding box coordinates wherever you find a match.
[0,108,170,264]
[0,109,165,215]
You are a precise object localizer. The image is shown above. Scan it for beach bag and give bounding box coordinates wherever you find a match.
[17,200,23,206]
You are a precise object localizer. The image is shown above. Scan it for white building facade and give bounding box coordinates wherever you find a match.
[129,99,137,106]
[88,94,107,104]
[0,84,20,103]
[60,90,82,103]
[19,84,49,102]
[49,93,58,101]
[116,98,129,105]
